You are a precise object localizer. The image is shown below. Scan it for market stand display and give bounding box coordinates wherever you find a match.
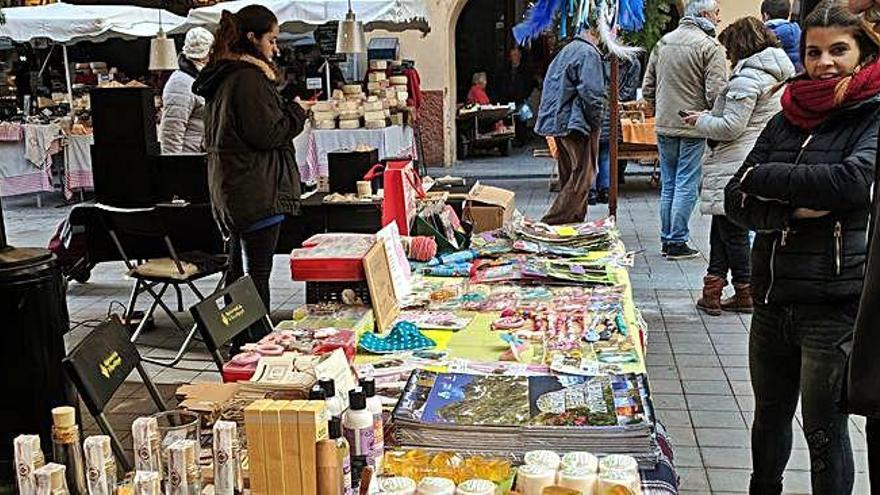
[10,173,679,494]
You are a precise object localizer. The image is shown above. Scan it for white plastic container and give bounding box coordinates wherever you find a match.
[359,377,384,473]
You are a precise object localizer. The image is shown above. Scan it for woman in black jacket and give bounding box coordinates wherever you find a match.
[724,2,880,493]
[193,6,306,348]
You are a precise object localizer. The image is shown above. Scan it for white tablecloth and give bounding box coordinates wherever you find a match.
[300,125,415,184]
[0,139,52,197]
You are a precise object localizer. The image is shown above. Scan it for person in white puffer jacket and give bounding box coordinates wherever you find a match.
[682,16,795,316]
[159,27,214,153]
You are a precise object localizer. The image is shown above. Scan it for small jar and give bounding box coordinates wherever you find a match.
[560,452,598,472]
[516,464,556,495]
[416,477,456,495]
[523,450,561,471]
[557,465,598,495]
[381,476,417,495]
[455,479,496,495]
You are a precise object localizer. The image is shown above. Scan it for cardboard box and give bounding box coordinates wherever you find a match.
[279,402,302,494]
[260,401,287,494]
[463,183,516,232]
[296,400,329,495]
[243,399,272,494]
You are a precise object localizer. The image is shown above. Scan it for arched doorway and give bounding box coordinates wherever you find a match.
[453,0,516,104]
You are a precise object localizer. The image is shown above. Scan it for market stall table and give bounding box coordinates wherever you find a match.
[301,125,416,184]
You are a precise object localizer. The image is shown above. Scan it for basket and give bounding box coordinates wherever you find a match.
[305,281,372,305]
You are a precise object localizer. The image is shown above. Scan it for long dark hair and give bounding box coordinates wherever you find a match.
[800,0,879,65]
[718,17,782,66]
[211,5,278,64]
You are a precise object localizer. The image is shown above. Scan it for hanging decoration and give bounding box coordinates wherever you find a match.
[513,0,645,61]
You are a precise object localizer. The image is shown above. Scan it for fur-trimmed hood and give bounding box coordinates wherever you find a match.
[192,54,277,99]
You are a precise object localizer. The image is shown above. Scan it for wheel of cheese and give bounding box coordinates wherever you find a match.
[312,110,336,122]
[312,101,335,113]
[315,120,336,129]
[339,119,361,129]
[338,110,362,120]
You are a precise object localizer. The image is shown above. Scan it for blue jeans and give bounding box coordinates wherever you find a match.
[657,136,705,244]
[749,302,856,494]
[592,141,611,192]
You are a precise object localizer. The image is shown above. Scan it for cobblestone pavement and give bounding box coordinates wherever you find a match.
[2,146,869,493]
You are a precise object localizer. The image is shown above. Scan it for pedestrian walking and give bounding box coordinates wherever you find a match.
[534,29,606,225]
[642,0,727,259]
[685,17,795,316]
[724,2,880,492]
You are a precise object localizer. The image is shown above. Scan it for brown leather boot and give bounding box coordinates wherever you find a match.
[721,283,753,313]
[696,275,727,316]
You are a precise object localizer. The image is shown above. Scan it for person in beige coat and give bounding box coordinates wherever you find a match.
[642,0,727,259]
[682,17,795,316]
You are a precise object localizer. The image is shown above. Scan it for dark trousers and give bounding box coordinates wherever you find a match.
[708,215,751,284]
[227,223,281,350]
[542,131,598,225]
[749,302,857,494]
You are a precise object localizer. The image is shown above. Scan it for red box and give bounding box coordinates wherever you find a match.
[290,233,375,281]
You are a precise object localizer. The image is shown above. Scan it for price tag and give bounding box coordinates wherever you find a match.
[306,77,323,90]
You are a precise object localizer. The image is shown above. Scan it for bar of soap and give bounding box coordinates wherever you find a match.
[368,72,387,82]
[369,60,388,70]
[365,120,387,129]
[390,75,408,85]
[315,120,336,130]
[312,111,336,122]
[343,84,363,95]
[339,119,361,129]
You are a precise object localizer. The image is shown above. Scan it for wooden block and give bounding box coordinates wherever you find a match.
[260,401,287,495]
[296,401,329,495]
[243,399,272,494]
[279,402,302,495]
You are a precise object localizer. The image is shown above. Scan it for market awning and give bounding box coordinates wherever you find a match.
[176,0,430,35]
[0,2,187,44]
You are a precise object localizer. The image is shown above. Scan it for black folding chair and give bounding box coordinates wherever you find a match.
[190,276,274,372]
[95,203,228,367]
[63,316,168,472]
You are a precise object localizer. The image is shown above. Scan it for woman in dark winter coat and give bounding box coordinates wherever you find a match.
[193,5,306,348]
[724,2,880,493]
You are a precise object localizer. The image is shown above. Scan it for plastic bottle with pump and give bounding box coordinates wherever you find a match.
[342,388,375,485]
[359,378,384,473]
[319,378,346,418]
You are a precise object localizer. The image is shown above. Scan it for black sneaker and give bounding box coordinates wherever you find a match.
[661,243,668,256]
[597,188,610,204]
[666,243,700,260]
[588,190,598,205]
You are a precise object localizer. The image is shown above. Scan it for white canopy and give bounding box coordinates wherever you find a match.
[0,3,187,44]
[177,0,430,35]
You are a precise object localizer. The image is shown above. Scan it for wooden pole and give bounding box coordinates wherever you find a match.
[609,55,620,218]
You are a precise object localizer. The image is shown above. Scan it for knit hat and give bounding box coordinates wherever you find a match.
[183,27,214,60]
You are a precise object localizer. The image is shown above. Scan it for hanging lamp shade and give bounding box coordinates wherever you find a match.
[149,29,178,71]
[336,7,366,54]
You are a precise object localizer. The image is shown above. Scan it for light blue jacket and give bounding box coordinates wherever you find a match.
[534,37,606,137]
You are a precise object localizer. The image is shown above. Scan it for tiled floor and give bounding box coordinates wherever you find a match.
[2,149,871,493]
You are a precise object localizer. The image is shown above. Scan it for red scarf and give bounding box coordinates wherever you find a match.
[781,58,880,130]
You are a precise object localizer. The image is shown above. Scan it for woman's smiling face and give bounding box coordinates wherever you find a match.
[804,26,862,80]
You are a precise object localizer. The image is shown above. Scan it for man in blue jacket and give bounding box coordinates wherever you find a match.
[534,29,606,225]
[762,0,803,72]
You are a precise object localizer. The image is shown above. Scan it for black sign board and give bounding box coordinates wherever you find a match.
[314,22,346,62]
[190,276,272,354]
